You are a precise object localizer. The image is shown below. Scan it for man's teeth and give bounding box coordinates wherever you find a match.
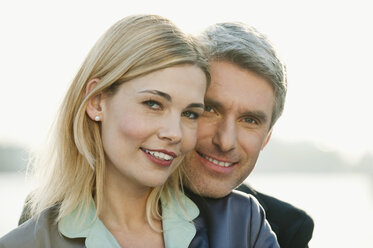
[203,154,233,167]
[144,149,173,161]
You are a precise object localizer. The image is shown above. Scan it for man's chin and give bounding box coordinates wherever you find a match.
[183,154,236,198]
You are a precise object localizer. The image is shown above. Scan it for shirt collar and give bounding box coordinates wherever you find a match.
[162,189,199,248]
[58,198,120,248]
[58,190,199,248]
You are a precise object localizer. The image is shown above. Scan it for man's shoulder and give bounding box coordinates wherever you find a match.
[186,188,262,215]
[222,189,265,215]
[237,183,313,225]
[210,188,259,204]
[239,184,309,213]
[237,183,314,248]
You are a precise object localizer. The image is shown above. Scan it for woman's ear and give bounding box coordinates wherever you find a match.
[85,78,103,122]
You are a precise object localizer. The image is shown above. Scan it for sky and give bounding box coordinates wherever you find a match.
[0,0,372,162]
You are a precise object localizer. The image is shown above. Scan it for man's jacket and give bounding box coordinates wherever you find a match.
[187,189,279,248]
[237,183,314,248]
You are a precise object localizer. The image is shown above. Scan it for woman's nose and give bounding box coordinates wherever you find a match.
[157,115,182,144]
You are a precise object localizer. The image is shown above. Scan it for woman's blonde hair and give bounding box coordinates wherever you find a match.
[29,14,209,229]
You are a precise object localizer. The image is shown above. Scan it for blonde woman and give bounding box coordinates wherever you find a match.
[0,14,209,248]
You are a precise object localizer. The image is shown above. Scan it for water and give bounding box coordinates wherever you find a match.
[247,173,373,247]
[1,172,372,247]
[0,172,30,236]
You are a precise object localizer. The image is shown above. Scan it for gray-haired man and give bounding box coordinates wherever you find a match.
[184,22,314,248]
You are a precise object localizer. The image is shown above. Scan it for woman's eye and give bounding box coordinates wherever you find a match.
[144,100,161,110]
[182,111,200,120]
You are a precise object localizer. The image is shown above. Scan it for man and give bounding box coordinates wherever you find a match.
[184,22,314,247]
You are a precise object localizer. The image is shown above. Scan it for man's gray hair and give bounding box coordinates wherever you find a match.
[198,22,287,128]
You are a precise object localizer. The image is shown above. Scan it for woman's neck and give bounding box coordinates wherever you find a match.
[96,168,164,247]
[98,174,152,230]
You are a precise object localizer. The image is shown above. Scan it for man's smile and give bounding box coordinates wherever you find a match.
[196,151,237,168]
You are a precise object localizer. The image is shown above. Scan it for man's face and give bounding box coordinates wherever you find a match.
[184,61,275,197]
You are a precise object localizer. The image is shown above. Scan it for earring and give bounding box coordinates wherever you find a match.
[95,116,100,121]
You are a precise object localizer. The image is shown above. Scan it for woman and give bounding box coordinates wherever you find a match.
[0,14,209,247]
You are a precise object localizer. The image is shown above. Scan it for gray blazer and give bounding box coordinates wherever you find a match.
[0,206,84,248]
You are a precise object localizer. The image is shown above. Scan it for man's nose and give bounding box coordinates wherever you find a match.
[212,117,237,152]
[157,115,182,144]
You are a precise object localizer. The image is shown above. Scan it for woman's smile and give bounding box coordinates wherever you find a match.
[140,147,177,167]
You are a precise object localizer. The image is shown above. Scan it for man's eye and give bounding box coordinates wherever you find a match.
[243,117,257,124]
[182,111,200,120]
[204,105,215,113]
[143,100,161,110]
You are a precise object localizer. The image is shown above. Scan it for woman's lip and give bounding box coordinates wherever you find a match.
[141,147,177,158]
[141,148,174,167]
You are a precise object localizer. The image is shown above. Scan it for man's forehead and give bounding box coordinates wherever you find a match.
[206,61,275,119]
[204,93,270,116]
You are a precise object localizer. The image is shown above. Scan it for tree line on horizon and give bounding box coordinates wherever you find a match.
[0,140,372,173]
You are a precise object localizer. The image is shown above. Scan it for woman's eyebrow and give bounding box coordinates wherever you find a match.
[139,90,204,109]
[138,90,171,101]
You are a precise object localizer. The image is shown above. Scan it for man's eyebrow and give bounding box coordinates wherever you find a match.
[204,99,223,109]
[205,98,269,123]
[138,90,171,101]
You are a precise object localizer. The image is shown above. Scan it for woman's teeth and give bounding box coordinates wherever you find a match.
[143,149,173,161]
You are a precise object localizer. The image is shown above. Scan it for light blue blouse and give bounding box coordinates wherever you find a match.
[58,191,199,248]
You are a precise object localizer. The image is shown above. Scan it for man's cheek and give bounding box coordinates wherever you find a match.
[237,136,262,160]
[197,120,215,139]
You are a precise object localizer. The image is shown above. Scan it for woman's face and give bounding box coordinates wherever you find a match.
[100,65,207,190]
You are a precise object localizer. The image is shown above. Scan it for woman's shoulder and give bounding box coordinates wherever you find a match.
[0,206,83,248]
[0,206,58,247]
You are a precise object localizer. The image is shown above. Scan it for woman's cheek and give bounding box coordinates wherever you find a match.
[180,127,198,154]
[119,114,152,139]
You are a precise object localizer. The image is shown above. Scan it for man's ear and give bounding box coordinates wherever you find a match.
[85,78,103,122]
[261,129,273,150]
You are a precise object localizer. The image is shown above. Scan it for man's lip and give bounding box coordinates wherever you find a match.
[195,150,237,173]
[197,151,236,163]
[141,148,177,158]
